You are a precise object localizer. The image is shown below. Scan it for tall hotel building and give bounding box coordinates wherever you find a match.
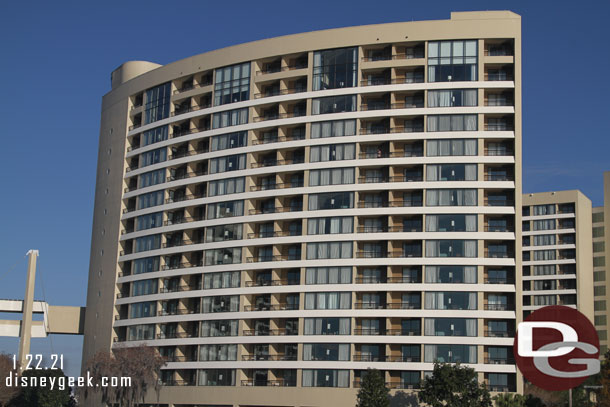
[82,11,523,406]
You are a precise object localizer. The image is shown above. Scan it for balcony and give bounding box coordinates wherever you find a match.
[241,354,297,361]
[484,329,511,338]
[358,176,389,184]
[253,111,306,122]
[256,62,308,75]
[484,303,512,311]
[167,148,207,160]
[254,87,306,99]
[485,357,515,365]
[242,328,298,336]
[357,225,388,233]
[241,380,293,387]
[245,279,299,287]
[162,379,196,386]
[389,199,423,207]
[243,303,299,312]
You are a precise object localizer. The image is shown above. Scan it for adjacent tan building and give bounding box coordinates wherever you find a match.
[82,10,523,406]
[593,172,610,354]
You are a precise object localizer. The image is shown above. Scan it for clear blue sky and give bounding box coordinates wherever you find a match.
[0,0,608,378]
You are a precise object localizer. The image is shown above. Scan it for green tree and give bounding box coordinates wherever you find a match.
[9,368,75,407]
[600,350,610,407]
[494,393,525,407]
[418,362,492,407]
[523,394,545,407]
[356,369,389,407]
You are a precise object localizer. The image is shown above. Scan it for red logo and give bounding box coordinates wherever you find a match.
[513,306,600,391]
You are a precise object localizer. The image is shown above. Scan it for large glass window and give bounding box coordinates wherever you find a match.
[533,234,556,246]
[533,204,556,216]
[203,271,240,289]
[313,47,357,90]
[140,148,167,168]
[426,189,477,206]
[137,190,164,209]
[202,295,240,313]
[212,108,248,129]
[132,279,158,296]
[141,125,168,147]
[425,266,477,283]
[424,318,477,336]
[426,164,477,181]
[312,95,357,115]
[428,89,477,107]
[425,240,477,257]
[424,344,477,363]
[208,177,245,197]
[311,119,356,139]
[305,267,352,284]
[425,214,477,232]
[305,292,351,309]
[426,139,477,156]
[304,317,351,335]
[428,40,478,82]
[133,256,160,275]
[144,82,171,124]
[128,324,155,341]
[308,192,354,210]
[206,200,244,220]
[307,217,353,235]
[427,115,478,131]
[211,131,247,151]
[424,292,477,310]
[201,320,238,337]
[310,143,356,162]
[135,234,161,252]
[533,219,556,231]
[130,301,156,318]
[302,370,349,387]
[204,248,242,265]
[136,212,163,231]
[309,168,354,186]
[306,242,353,259]
[214,62,250,106]
[205,224,243,242]
[199,344,237,361]
[198,369,235,386]
[303,344,350,361]
[210,154,246,174]
[139,169,165,188]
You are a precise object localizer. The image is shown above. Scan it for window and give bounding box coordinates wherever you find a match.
[302,370,349,388]
[211,131,247,151]
[533,204,555,215]
[425,266,477,283]
[135,234,161,252]
[308,192,354,210]
[307,217,353,235]
[141,125,168,147]
[594,257,606,267]
[305,292,351,309]
[310,143,356,162]
[202,295,240,313]
[306,242,353,259]
[312,95,356,114]
[595,315,607,326]
[533,250,556,261]
[426,164,477,181]
[593,212,605,223]
[204,248,242,265]
[596,301,607,311]
[488,373,508,391]
[139,169,165,188]
[534,265,556,276]
[533,234,556,246]
[313,47,357,90]
[203,272,240,289]
[205,224,243,242]
[533,219,556,231]
[424,344,477,363]
[140,148,167,168]
[424,292,477,310]
[594,242,605,253]
[424,318,477,336]
[311,119,356,139]
[212,108,248,129]
[199,345,237,361]
[425,240,477,257]
[133,257,160,274]
[303,344,350,361]
[208,177,245,197]
[137,190,164,209]
[594,271,606,281]
[305,267,352,284]
[534,295,557,306]
[210,154,246,174]
[214,62,250,106]
[595,286,606,296]
[144,82,171,124]
[207,200,244,219]
[426,139,477,156]
[593,227,605,238]
[128,324,155,341]
[428,89,477,107]
[198,369,235,386]
[130,301,156,318]
[304,317,350,335]
[136,212,163,231]
[427,115,478,131]
[201,320,238,337]
[426,214,477,232]
[426,189,477,206]
[534,280,556,291]
[428,40,477,82]
[132,279,158,296]
[309,168,354,186]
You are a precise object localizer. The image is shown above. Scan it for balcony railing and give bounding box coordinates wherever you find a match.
[163,379,196,386]
[256,63,308,75]
[170,126,210,139]
[241,354,297,361]
[357,201,389,209]
[156,332,194,339]
[358,176,389,184]
[243,303,299,312]
[484,277,511,284]
[360,78,391,86]
[484,198,514,207]
[170,103,212,117]
[241,380,294,387]
[357,225,388,233]
[161,261,203,271]
[166,170,207,182]
[242,328,298,336]
[245,279,300,287]
[167,148,207,160]
[254,87,307,99]
[391,100,424,109]
[246,255,302,263]
[248,205,302,215]
[485,357,515,365]
[389,199,423,207]
[484,329,511,338]
[157,309,196,317]
[360,103,391,111]
[172,81,213,95]
[354,381,421,390]
[484,174,514,181]
[252,133,305,145]
[253,111,306,122]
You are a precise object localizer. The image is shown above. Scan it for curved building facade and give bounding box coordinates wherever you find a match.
[82,10,523,406]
